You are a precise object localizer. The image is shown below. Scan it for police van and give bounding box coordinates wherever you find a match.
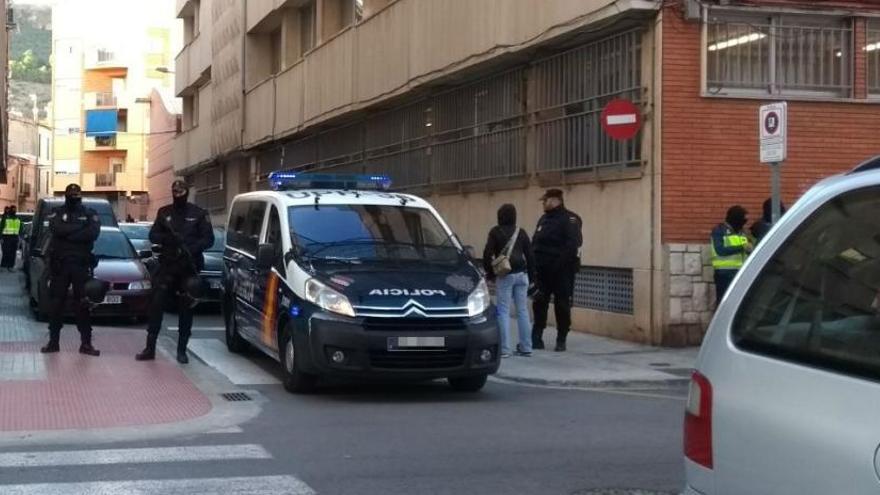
[223,173,499,393]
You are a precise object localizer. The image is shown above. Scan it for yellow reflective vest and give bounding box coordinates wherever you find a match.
[710,224,750,271]
[1,217,20,236]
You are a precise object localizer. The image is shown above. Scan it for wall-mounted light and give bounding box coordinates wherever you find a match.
[708,32,767,52]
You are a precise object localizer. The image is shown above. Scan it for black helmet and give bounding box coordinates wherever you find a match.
[84,278,111,304]
[183,275,205,299]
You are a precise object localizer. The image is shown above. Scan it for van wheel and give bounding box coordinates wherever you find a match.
[448,375,488,392]
[224,299,247,353]
[279,324,317,394]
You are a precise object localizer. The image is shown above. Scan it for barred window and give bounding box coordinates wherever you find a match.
[532,29,642,173]
[868,20,880,97]
[363,101,432,189]
[707,13,852,97]
[189,166,225,212]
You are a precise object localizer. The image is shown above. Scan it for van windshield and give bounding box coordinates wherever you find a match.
[288,205,460,264]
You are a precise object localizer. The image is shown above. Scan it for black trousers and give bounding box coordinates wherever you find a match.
[532,266,574,343]
[714,269,738,306]
[0,236,17,268]
[146,264,196,347]
[48,260,94,345]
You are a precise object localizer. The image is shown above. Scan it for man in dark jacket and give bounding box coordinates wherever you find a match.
[750,198,786,244]
[483,204,536,357]
[531,189,582,352]
[136,180,214,363]
[40,184,102,356]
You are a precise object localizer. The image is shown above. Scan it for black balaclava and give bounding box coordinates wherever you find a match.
[171,180,190,210]
[726,205,748,232]
[497,204,516,227]
[64,184,82,210]
[9,206,16,216]
[762,198,787,222]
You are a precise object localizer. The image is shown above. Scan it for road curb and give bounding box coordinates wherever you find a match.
[492,372,691,390]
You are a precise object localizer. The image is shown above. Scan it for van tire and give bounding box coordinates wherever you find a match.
[279,324,317,394]
[448,374,488,392]
[224,299,247,353]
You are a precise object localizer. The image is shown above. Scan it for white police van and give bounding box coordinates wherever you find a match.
[223,173,499,393]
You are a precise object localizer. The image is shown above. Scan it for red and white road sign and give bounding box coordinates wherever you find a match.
[601,99,642,141]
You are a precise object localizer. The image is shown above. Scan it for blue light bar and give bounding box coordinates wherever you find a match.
[268,172,392,191]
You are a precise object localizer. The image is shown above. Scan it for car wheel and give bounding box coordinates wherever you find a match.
[448,374,488,392]
[224,298,247,353]
[279,323,317,394]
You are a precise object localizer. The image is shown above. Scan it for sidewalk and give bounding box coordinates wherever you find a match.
[0,268,212,432]
[493,327,699,389]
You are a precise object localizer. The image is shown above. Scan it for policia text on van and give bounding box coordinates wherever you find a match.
[223,173,500,393]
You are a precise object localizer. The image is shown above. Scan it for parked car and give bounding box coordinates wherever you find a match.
[682,156,880,495]
[140,226,226,309]
[28,226,152,322]
[201,227,226,304]
[119,222,154,256]
[22,197,118,290]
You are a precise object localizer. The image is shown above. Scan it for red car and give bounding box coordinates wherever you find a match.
[29,227,153,322]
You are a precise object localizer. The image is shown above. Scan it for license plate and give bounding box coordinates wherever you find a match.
[387,336,446,350]
[102,295,122,304]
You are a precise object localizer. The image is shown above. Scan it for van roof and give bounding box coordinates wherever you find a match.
[232,189,433,209]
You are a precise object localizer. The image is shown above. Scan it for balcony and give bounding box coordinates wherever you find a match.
[83,135,120,151]
[175,32,211,96]
[85,48,126,70]
[95,173,115,187]
[56,172,143,193]
[173,122,212,173]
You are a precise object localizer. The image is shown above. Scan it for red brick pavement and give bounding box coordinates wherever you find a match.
[0,331,212,431]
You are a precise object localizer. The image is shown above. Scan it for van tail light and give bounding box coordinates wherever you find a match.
[684,370,713,469]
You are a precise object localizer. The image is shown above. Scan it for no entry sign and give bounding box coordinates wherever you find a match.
[601,99,641,141]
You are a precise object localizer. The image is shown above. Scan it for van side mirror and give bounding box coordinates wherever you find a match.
[256,243,275,270]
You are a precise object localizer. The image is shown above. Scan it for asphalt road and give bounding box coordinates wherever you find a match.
[2,302,686,494]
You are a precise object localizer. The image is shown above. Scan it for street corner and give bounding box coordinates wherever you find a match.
[0,331,213,433]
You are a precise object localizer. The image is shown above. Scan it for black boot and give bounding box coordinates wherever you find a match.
[554,341,567,352]
[40,341,60,353]
[554,329,568,352]
[136,334,158,361]
[532,329,545,350]
[79,343,101,356]
[176,336,189,364]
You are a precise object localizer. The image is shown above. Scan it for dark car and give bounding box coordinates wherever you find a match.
[29,226,152,322]
[201,227,226,304]
[119,222,154,256]
[22,197,118,290]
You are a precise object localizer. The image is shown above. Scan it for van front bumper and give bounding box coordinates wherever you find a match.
[297,312,500,380]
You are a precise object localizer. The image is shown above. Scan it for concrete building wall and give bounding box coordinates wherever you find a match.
[147,90,181,219]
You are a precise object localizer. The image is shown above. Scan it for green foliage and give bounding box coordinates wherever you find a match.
[9,5,51,84]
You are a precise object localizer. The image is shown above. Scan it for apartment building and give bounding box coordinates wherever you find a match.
[173,0,880,345]
[50,0,178,220]
[146,88,182,219]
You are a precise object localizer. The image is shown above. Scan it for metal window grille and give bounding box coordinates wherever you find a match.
[573,267,634,315]
[706,14,852,97]
[95,173,115,187]
[314,123,364,173]
[96,92,117,107]
[532,29,642,173]
[190,166,225,212]
[868,21,880,96]
[431,69,527,184]
[364,100,432,189]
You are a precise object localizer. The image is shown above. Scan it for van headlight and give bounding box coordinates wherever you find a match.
[305,278,355,318]
[467,279,490,317]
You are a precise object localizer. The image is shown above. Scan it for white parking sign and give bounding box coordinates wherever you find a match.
[760,102,787,163]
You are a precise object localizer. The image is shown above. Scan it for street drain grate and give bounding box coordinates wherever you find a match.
[221,392,252,402]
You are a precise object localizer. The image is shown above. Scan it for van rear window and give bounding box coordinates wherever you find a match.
[732,186,880,382]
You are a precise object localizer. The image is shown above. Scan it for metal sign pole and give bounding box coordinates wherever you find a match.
[771,162,781,223]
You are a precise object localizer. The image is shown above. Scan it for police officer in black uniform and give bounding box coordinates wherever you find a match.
[136,180,214,363]
[40,184,102,356]
[531,189,582,352]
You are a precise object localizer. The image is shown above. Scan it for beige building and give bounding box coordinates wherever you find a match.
[174,0,880,345]
[50,0,178,220]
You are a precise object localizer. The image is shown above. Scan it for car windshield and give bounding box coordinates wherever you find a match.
[288,204,460,264]
[94,230,136,259]
[120,224,151,240]
[207,229,226,252]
